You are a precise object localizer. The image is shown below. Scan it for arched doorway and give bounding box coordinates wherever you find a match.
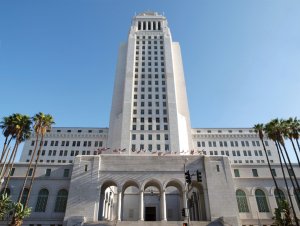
[122,180,140,221]
[187,182,207,221]
[99,180,118,221]
[165,180,184,221]
[143,180,162,221]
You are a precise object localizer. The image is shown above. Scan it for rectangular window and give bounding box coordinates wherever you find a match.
[64,169,70,177]
[234,169,240,177]
[45,168,51,176]
[271,169,277,177]
[28,168,33,176]
[252,169,258,177]
[10,167,15,176]
[264,141,269,146]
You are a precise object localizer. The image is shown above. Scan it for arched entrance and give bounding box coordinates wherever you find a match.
[165,180,184,221]
[187,182,207,221]
[98,180,118,221]
[143,180,162,221]
[122,180,140,221]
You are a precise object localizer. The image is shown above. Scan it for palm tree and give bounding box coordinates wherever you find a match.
[288,117,300,155]
[254,123,281,198]
[19,113,54,208]
[10,202,31,226]
[0,192,12,220]
[0,114,31,185]
[1,114,31,190]
[0,115,17,180]
[0,115,15,164]
[264,119,299,226]
[282,118,300,167]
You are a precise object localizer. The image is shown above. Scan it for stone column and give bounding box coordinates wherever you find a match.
[118,191,122,221]
[162,190,167,221]
[140,190,144,221]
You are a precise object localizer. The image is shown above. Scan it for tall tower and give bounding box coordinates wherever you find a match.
[108,12,192,154]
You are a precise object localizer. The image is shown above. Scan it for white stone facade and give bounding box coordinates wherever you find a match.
[1,11,299,226]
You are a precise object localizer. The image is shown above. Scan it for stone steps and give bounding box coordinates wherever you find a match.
[84,221,212,226]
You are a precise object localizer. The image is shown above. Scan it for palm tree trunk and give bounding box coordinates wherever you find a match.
[296,139,300,154]
[0,140,18,183]
[261,138,281,199]
[0,147,11,180]
[0,136,8,163]
[24,133,44,207]
[275,142,299,226]
[0,136,13,175]
[18,134,40,203]
[3,142,19,191]
[279,142,300,191]
[289,138,300,167]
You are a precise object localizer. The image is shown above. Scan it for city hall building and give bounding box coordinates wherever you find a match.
[1,12,300,226]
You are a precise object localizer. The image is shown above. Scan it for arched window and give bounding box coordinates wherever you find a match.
[0,188,10,196]
[295,189,300,210]
[54,189,68,212]
[255,189,269,212]
[35,189,49,212]
[20,188,29,206]
[236,190,249,212]
[274,189,285,207]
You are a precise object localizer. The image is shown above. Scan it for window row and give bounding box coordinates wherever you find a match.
[28,149,102,158]
[132,117,168,123]
[236,188,300,213]
[134,73,165,79]
[30,140,103,147]
[201,149,270,157]
[196,140,269,148]
[137,21,162,31]
[132,109,168,116]
[136,35,164,40]
[131,143,169,151]
[132,124,168,130]
[136,40,164,44]
[133,101,167,107]
[135,66,165,72]
[9,167,70,178]
[136,45,164,50]
[234,168,274,178]
[0,188,68,213]
[133,94,167,99]
[136,56,164,61]
[132,133,169,141]
[134,87,166,93]
[134,80,166,85]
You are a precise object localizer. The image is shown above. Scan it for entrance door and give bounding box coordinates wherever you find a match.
[145,207,156,221]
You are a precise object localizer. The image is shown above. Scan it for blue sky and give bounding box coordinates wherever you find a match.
[0,0,300,159]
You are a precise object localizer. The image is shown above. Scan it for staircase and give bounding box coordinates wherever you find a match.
[84,221,212,226]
